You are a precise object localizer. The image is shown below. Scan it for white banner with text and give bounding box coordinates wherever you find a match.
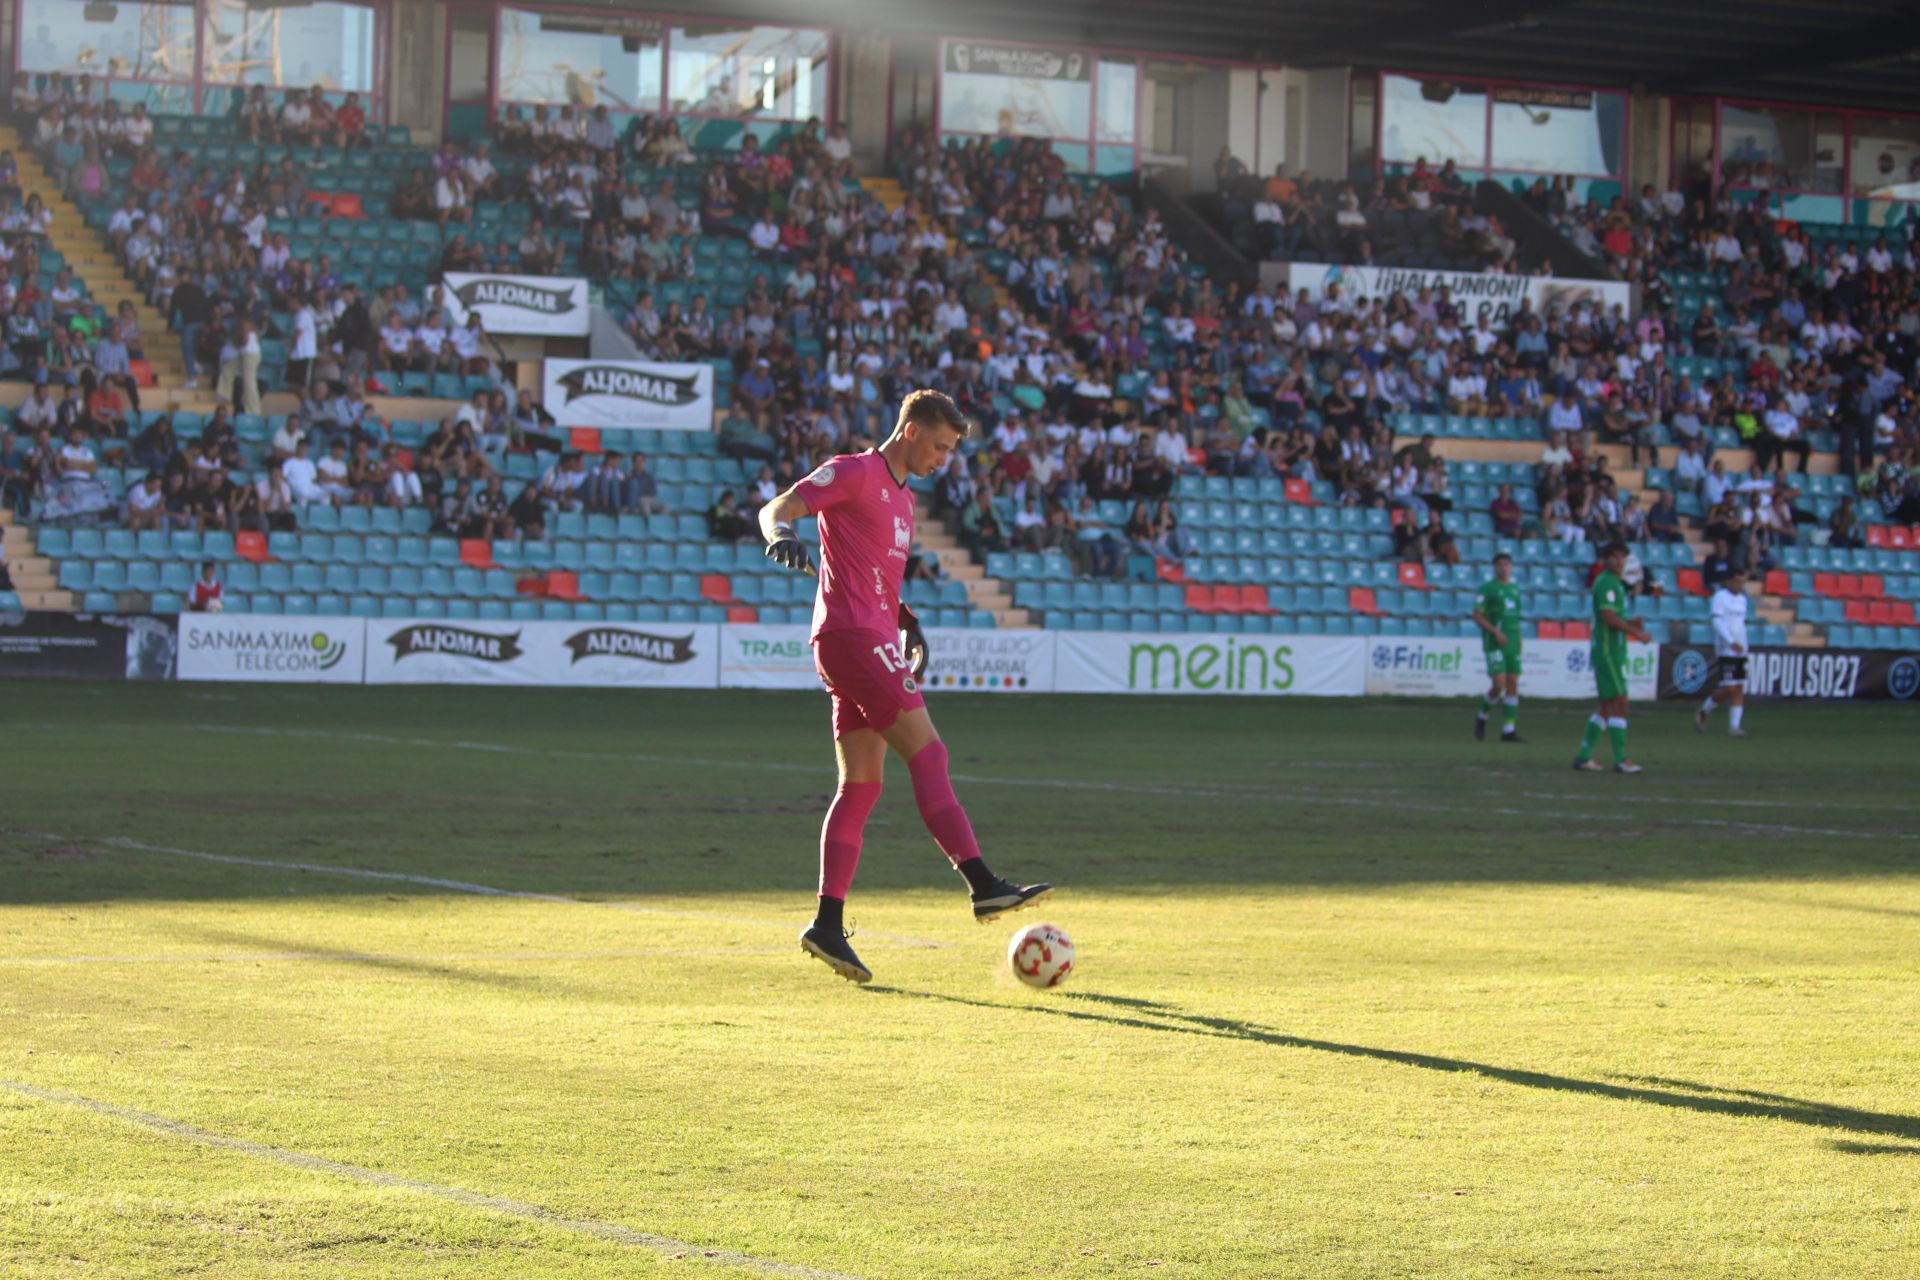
[1053,632,1366,697]
[1364,633,1659,700]
[543,359,714,431]
[178,613,366,683]
[442,272,591,337]
[364,619,719,686]
[1286,263,1631,326]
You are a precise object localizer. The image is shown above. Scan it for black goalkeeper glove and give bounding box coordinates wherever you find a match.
[765,523,814,575]
[898,602,929,680]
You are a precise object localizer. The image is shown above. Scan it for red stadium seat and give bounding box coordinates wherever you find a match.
[235,531,271,562]
[1763,570,1794,597]
[128,359,156,387]
[1538,620,1565,640]
[1844,600,1870,623]
[568,427,602,454]
[1156,557,1186,582]
[1866,524,1889,548]
[1237,584,1272,614]
[1397,561,1428,590]
[1867,601,1897,625]
[459,538,493,568]
[1283,478,1316,506]
[1563,621,1591,641]
[1210,584,1242,613]
[1889,527,1915,550]
[699,573,734,603]
[1676,568,1706,596]
[1348,586,1381,616]
[546,571,583,601]
[1388,507,1405,527]
[330,193,363,219]
[1834,573,1861,598]
[726,606,759,623]
[1892,601,1918,625]
[516,575,546,597]
[1813,572,1841,597]
[1184,584,1213,611]
[1859,574,1884,599]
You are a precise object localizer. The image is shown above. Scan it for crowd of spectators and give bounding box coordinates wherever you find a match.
[1213,152,1525,272]
[11,69,1920,590]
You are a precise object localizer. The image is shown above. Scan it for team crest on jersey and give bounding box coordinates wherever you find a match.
[902,677,918,693]
[810,464,836,486]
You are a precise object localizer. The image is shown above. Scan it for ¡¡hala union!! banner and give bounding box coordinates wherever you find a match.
[1366,634,1659,700]
[364,619,719,687]
[178,614,366,683]
[1659,643,1920,703]
[543,359,714,432]
[1286,263,1632,328]
[441,272,590,337]
[1052,631,1365,697]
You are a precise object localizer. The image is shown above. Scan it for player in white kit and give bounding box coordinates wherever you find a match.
[1694,568,1751,738]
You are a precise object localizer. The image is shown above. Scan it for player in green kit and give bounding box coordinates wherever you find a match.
[1573,541,1653,774]
[1470,552,1525,742]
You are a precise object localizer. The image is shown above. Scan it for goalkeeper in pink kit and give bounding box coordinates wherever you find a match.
[759,390,1052,984]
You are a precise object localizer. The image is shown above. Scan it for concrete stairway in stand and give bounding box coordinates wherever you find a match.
[2,509,70,611]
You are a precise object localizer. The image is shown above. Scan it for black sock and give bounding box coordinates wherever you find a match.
[955,856,998,894]
[814,895,844,931]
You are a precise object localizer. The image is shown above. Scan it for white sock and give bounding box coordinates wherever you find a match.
[1729,705,1744,730]
[1606,717,1628,730]
[1502,696,1519,734]
[1700,697,1716,715]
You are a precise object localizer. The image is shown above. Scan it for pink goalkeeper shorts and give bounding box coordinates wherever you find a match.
[813,628,925,737]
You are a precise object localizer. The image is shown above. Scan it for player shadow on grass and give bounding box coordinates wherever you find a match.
[176,925,591,997]
[864,987,1920,1144]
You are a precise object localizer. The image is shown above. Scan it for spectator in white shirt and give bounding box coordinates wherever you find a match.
[282,440,325,503]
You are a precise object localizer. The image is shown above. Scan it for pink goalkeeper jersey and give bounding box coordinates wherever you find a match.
[794,450,914,642]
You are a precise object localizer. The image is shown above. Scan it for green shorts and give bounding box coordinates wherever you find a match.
[1484,646,1522,678]
[1592,652,1629,701]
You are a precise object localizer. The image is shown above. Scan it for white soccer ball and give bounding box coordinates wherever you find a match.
[204,597,224,614]
[1008,922,1075,990]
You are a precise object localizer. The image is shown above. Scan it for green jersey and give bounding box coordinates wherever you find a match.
[1476,580,1523,651]
[1591,572,1630,666]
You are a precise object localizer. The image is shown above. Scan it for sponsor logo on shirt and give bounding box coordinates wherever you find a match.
[563,627,695,664]
[810,464,836,486]
[893,515,911,551]
[387,624,522,662]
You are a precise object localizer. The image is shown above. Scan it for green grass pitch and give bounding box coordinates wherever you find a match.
[2,683,1917,1279]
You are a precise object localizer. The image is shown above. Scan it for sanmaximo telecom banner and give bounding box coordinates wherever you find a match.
[364,619,718,686]
[1053,632,1365,697]
[544,359,714,431]
[442,272,590,337]
[178,614,366,683]
[716,624,1055,693]
[1287,263,1632,327]
[1365,634,1659,700]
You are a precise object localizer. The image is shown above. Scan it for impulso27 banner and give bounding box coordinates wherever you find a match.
[1366,634,1659,700]
[544,359,714,432]
[1053,632,1365,696]
[441,272,590,337]
[364,619,718,686]
[1659,643,1920,702]
[1286,263,1632,328]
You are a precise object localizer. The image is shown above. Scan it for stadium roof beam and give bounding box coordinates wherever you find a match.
[1662,11,1920,94]
[1280,0,1592,65]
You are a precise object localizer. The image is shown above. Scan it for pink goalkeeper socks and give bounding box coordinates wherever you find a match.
[819,780,882,900]
[907,740,983,867]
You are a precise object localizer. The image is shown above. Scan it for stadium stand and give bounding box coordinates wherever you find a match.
[2,66,1918,650]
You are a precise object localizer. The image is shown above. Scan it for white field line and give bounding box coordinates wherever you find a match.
[0,945,899,966]
[10,832,945,950]
[0,1078,868,1280]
